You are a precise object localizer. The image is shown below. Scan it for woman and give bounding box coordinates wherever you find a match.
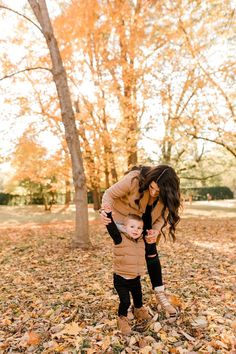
[100,165,181,317]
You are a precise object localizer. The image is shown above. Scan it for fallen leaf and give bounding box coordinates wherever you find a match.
[139,345,152,354]
[153,322,162,332]
[179,329,195,341]
[19,331,41,347]
[129,336,137,346]
[139,338,148,348]
[191,316,208,328]
[169,294,184,308]
[232,320,236,331]
[61,322,81,336]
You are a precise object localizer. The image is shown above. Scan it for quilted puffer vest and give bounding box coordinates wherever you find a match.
[113,233,146,278]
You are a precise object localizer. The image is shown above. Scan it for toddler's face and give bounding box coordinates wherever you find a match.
[125,219,143,239]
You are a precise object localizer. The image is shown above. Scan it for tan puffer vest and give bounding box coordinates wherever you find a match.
[113,233,146,278]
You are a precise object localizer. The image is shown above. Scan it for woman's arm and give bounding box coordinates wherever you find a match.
[102,170,139,208]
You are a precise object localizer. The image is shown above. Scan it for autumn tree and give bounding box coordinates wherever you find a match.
[141,0,235,177]
[1,0,235,205]
[26,0,91,247]
[54,0,183,170]
[7,127,58,209]
[2,1,91,246]
[176,0,236,159]
[24,74,73,205]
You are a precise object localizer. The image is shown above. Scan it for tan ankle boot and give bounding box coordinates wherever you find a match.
[155,291,178,317]
[117,316,131,335]
[134,306,151,321]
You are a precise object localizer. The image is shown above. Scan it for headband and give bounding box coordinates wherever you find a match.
[156,168,169,182]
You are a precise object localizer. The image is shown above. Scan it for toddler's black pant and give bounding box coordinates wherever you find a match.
[113,273,143,317]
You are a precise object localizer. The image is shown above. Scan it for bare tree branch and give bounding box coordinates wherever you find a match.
[0,67,52,81]
[180,171,224,180]
[179,20,235,119]
[0,5,42,32]
[190,134,236,158]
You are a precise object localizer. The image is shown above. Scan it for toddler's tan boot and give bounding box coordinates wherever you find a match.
[134,306,151,321]
[117,316,131,335]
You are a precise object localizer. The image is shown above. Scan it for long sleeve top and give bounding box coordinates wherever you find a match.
[102,170,168,233]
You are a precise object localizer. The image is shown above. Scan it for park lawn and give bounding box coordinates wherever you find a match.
[0,200,236,228]
[0,205,97,227]
[0,215,235,353]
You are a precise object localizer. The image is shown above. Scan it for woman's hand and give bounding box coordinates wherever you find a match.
[99,204,112,225]
[145,229,159,243]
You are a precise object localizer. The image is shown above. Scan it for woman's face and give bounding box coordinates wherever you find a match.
[149,181,160,198]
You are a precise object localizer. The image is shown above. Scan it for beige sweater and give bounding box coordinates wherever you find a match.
[102,170,168,233]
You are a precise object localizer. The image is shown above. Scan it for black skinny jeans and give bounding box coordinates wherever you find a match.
[142,202,163,288]
[145,241,163,288]
[114,274,143,317]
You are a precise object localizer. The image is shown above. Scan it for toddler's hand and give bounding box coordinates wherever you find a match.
[102,204,112,213]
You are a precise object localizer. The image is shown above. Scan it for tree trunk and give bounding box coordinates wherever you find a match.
[104,161,110,189]
[76,112,102,210]
[100,96,118,183]
[92,189,101,211]
[28,0,90,248]
[65,179,71,205]
[119,21,138,168]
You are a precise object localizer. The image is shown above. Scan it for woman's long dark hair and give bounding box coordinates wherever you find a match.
[130,165,181,241]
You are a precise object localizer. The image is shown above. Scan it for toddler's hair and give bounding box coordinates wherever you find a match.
[125,214,143,224]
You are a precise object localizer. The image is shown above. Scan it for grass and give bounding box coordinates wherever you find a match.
[0,200,235,227]
[0,204,97,227]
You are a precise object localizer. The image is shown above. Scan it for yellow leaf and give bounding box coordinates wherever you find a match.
[20,331,41,347]
[62,292,73,301]
[27,332,41,345]
[102,336,111,351]
[139,346,152,354]
[169,349,179,353]
[45,309,54,317]
[62,322,81,336]
[168,336,179,343]
[232,320,236,331]
[169,294,184,308]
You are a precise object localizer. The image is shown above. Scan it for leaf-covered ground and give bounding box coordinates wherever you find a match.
[0,217,236,353]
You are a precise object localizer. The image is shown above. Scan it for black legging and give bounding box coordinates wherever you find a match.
[143,202,163,288]
[145,241,163,288]
[114,274,143,316]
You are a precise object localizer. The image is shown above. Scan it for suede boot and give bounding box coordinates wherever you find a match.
[117,316,131,335]
[134,306,151,321]
[155,290,178,317]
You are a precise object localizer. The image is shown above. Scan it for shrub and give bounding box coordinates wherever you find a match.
[181,186,234,200]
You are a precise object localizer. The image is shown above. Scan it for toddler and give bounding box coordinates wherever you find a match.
[104,206,152,335]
